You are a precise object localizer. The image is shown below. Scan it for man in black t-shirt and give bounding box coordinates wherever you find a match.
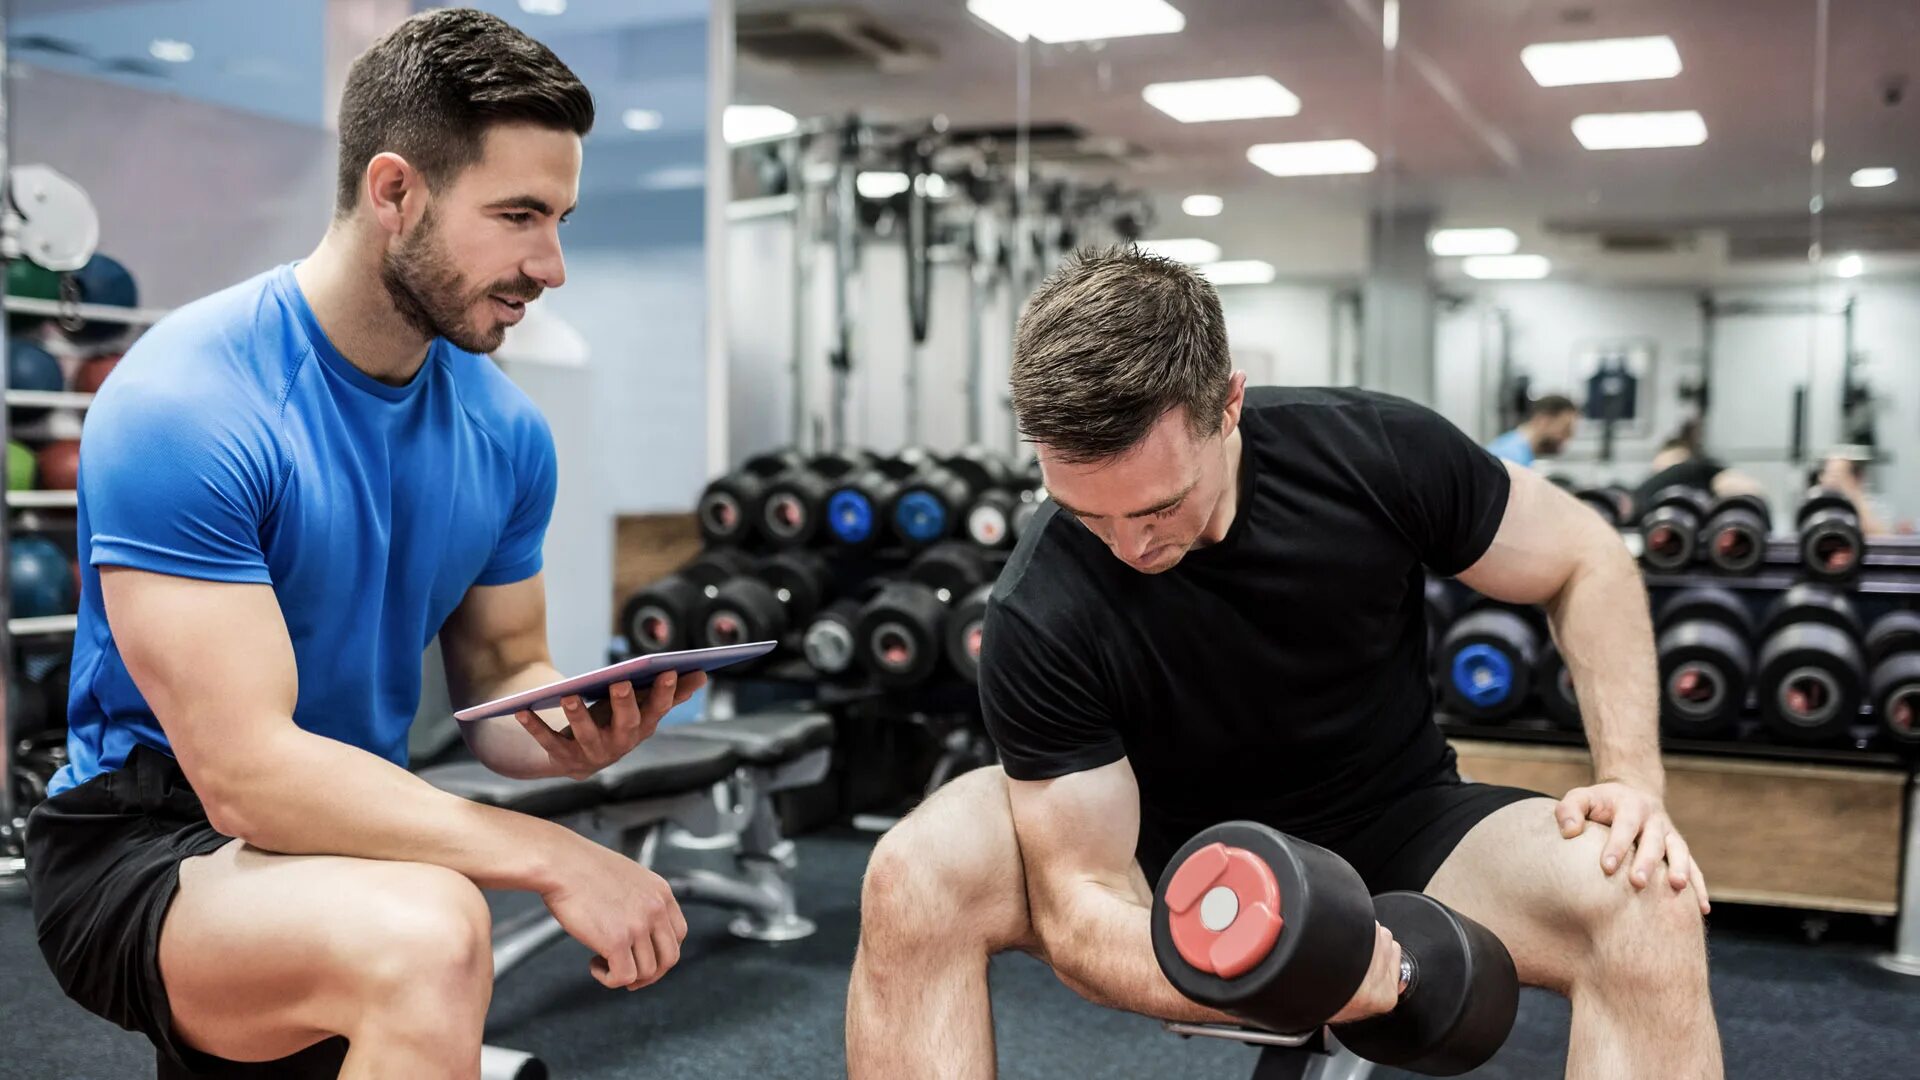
[846,249,1723,1078]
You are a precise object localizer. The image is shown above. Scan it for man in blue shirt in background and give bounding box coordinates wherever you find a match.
[26,10,702,1078]
[1485,393,1579,468]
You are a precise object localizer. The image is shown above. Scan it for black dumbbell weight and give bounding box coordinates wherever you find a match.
[1701,494,1771,575]
[825,451,932,552]
[854,543,993,687]
[891,449,1009,549]
[756,451,876,548]
[1653,588,1755,739]
[1435,607,1542,721]
[1534,643,1582,732]
[1574,488,1624,528]
[697,449,806,546]
[965,488,1019,548]
[617,549,758,654]
[1151,822,1517,1076]
[944,584,993,684]
[699,551,834,651]
[1797,488,1866,580]
[1864,611,1920,748]
[1638,486,1713,572]
[1009,488,1050,542]
[1755,585,1866,745]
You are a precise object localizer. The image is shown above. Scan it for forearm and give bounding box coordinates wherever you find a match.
[1547,538,1665,792]
[203,723,577,891]
[456,659,570,779]
[1036,879,1235,1025]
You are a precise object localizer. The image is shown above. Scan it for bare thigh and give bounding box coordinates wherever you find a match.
[1423,797,1685,993]
[159,839,491,1062]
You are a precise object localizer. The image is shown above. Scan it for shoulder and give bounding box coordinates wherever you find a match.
[988,503,1112,642]
[438,346,554,463]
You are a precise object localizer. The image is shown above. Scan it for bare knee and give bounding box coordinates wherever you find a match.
[345,865,492,1008]
[859,768,1030,958]
[1567,862,1707,990]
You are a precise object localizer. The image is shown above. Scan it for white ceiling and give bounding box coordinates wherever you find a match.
[736,0,1920,284]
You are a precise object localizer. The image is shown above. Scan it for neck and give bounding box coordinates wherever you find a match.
[293,226,435,386]
[1520,419,1543,450]
[1198,427,1244,545]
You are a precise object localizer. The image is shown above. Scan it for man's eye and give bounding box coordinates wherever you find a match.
[1153,503,1181,519]
[503,212,532,225]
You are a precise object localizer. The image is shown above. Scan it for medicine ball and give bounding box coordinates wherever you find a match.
[11,535,77,617]
[69,254,138,343]
[36,440,80,490]
[8,441,36,491]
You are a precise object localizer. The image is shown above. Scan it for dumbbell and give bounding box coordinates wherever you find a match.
[698,551,834,652]
[1797,488,1866,580]
[800,579,887,678]
[755,451,876,547]
[618,548,758,654]
[964,488,1020,549]
[697,449,806,546]
[1435,606,1542,721]
[1009,488,1051,542]
[855,543,994,687]
[1755,584,1865,745]
[1864,611,1920,748]
[1653,588,1755,739]
[825,450,934,552]
[944,584,994,684]
[1534,643,1582,731]
[1574,485,1636,529]
[1701,495,1771,575]
[1151,822,1517,1075]
[1638,486,1713,572]
[891,448,1012,549]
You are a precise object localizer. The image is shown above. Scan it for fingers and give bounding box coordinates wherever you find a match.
[1688,857,1712,915]
[516,709,579,763]
[562,695,609,761]
[592,945,638,989]
[638,671,677,739]
[606,681,643,745]
[632,922,681,989]
[1629,817,1668,888]
[666,892,689,942]
[1555,788,1594,837]
[1601,799,1646,877]
[1664,829,1694,891]
[673,670,708,707]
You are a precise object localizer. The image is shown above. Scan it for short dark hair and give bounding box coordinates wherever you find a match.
[1529,394,1578,419]
[335,7,594,215]
[1011,246,1231,464]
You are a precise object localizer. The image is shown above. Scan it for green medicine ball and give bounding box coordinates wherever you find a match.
[8,440,37,491]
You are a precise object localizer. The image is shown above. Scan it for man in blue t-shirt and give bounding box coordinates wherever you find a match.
[25,11,702,1077]
[1485,393,1579,468]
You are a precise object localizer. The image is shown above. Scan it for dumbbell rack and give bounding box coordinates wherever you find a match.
[0,290,166,884]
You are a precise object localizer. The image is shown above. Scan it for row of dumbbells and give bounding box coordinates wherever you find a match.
[697,446,1047,553]
[1431,581,1920,749]
[620,543,1000,690]
[1634,486,1865,579]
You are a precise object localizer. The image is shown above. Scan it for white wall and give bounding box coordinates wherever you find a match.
[1219,285,1337,387]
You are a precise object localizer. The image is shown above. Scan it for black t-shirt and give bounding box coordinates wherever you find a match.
[979,387,1512,848]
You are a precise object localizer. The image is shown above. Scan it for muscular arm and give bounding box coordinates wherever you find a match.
[106,566,579,891]
[438,573,573,779]
[1457,462,1663,792]
[1008,759,1232,1023]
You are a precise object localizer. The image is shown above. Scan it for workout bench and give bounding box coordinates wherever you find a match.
[1165,1022,1374,1080]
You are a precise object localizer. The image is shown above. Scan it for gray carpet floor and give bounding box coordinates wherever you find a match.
[3,827,1918,1079]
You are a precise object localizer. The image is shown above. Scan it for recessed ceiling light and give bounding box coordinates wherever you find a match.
[622,109,664,132]
[1521,35,1681,87]
[1142,76,1300,123]
[1247,139,1377,177]
[1139,238,1224,264]
[967,0,1185,45]
[1462,254,1551,280]
[1571,110,1707,150]
[1835,253,1864,278]
[1198,260,1276,286]
[1182,194,1224,217]
[1430,228,1520,257]
[1850,167,1897,188]
[519,0,567,15]
[724,105,798,145]
[148,39,194,63]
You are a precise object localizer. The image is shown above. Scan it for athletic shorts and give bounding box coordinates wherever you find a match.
[26,745,350,1079]
[1134,767,1545,894]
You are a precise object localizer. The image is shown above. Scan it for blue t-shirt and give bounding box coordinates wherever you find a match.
[1483,428,1535,467]
[49,265,557,796]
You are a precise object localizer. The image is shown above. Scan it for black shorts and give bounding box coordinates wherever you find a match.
[26,745,349,1079]
[1135,768,1545,894]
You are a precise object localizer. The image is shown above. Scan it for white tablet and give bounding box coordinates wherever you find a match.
[452,641,778,722]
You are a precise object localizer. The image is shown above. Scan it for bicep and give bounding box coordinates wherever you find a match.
[438,573,551,705]
[100,567,296,788]
[1007,758,1144,906]
[1456,461,1616,605]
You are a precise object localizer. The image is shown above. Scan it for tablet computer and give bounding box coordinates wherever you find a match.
[452,640,778,722]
